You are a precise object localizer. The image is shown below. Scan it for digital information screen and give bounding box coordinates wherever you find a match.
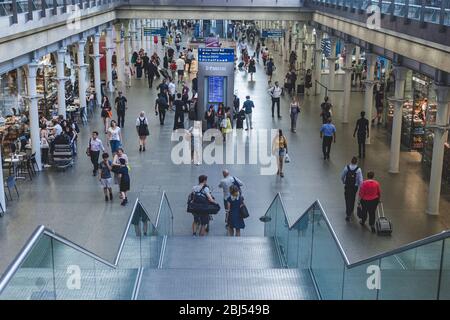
[208,76,225,105]
[261,29,284,38]
[198,48,234,62]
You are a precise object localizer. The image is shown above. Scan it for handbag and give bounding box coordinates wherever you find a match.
[357,201,363,218]
[86,138,91,157]
[107,110,113,118]
[285,153,291,163]
[240,202,249,219]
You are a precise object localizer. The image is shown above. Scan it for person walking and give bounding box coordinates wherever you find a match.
[124,62,133,87]
[272,129,288,177]
[186,49,195,73]
[118,158,130,206]
[353,111,369,158]
[320,96,333,124]
[268,81,282,119]
[101,96,112,134]
[135,56,143,79]
[266,57,275,83]
[191,175,218,236]
[155,93,169,125]
[87,131,105,176]
[40,124,50,168]
[98,152,114,201]
[320,118,336,160]
[147,59,158,88]
[176,54,186,83]
[305,69,312,96]
[341,157,364,222]
[173,93,185,130]
[248,56,256,81]
[290,96,301,133]
[219,170,244,224]
[226,185,246,237]
[168,78,176,110]
[115,91,128,128]
[107,120,122,155]
[359,171,381,233]
[243,95,254,131]
[136,111,149,152]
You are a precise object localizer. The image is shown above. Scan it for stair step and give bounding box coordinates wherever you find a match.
[138,268,317,300]
[162,236,281,269]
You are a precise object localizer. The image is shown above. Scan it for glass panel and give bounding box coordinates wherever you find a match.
[381,0,392,13]
[118,205,144,269]
[439,238,450,299]
[297,207,313,270]
[310,207,345,299]
[379,240,442,300]
[274,197,289,264]
[0,235,55,300]
[286,224,299,267]
[52,239,136,300]
[408,1,422,19]
[263,196,278,238]
[394,0,407,16]
[343,261,379,300]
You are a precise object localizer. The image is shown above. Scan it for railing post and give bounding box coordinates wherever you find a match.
[11,0,18,24]
[27,0,33,21]
[419,0,426,25]
[52,0,57,15]
[41,0,47,17]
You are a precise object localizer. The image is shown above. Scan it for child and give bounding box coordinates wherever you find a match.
[118,157,130,206]
[98,152,113,201]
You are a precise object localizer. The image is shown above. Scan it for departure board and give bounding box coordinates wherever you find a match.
[208,76,225,103]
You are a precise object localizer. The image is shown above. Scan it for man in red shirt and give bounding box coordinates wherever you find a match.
[358,171,381,233]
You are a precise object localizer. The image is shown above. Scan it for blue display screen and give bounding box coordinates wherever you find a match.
[208,76,225,104]
[198,48,234,62]
[261,29,284,38]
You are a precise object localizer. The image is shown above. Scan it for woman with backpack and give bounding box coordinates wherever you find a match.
[136,111,150,152]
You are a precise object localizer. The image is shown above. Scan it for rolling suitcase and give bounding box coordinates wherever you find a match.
[375,202,392,236]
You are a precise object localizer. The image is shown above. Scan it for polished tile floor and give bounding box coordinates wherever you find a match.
[1,37,450,278]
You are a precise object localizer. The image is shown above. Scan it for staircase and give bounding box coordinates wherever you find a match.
[136,236,318,300]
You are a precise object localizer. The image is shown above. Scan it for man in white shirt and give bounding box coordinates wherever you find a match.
[218,169,244,215]
[176,55,186,83]
[51,119,62,136]
[88,131,105,176]
[186,49,195,73]
[268,81,283,119]
[168,79,177,110]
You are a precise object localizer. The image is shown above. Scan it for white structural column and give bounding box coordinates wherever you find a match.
[314,30,323,95]
[327,36,338,92]
[296,24,304,70]
[115,24,125,84]
[363,53,377,144]
[304,29,314,70]
[136,19,142,51]
[426,85,450,215]
[105,26,115,92]
[388,66,408,173]
[16,67,23,94]
[342,43,355,123]
[91,34,102,107]
[27,61,42,171]
[56,48,68,119]
[124,21,130,64]
[355,45,361,62]
[130,19,137,53]
[77,39,88,113]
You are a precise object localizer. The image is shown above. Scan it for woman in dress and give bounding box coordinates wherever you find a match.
[118,158,130,206]
[248,55,256,82]
[135,111,150,152]
[290,96,301,133]
[304,69,312,96]
[226,185,245,237]
[107,120,122,155]
[101,96,112,134]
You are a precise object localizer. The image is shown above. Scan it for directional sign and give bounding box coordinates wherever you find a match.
[143,27,167,37]
[262,29,284,38]
[198,48,234,63]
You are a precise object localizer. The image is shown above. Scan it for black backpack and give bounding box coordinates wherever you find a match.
[345,166,358,187]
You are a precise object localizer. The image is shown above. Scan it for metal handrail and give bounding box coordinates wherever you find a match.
[0,195,141,295]
[262,192,450,269]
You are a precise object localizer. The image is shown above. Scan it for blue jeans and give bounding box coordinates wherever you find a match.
[110,140,121,154]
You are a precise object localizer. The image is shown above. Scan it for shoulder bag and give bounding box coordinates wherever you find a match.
[239,198,249,219]
[86,138,92,157]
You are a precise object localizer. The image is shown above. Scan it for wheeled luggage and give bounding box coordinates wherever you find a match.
[375,202,392,236]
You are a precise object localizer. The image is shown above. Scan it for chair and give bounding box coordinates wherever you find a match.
[18,157,33,180]
[30,152,39,172]
[5,176,19,201]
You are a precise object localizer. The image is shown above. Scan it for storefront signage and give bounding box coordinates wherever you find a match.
[412,76,428,86]
[198,48,234,63]
[143,27,167,37]
[262,29,284,38]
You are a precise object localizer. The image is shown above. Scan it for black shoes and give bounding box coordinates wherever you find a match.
[371,226,376,233]
[109,193,113,201]
[139,146,142,152]
[345,216,350,222]
[121,197,128,206]
[143,146,146,152]
[105,195,109,201]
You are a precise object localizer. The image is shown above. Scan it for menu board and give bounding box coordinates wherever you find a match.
[208,76,225,103]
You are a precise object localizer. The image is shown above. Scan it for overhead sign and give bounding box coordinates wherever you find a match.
[198,48,234,63]
[143,27,167,37]
[262,29,284,38]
